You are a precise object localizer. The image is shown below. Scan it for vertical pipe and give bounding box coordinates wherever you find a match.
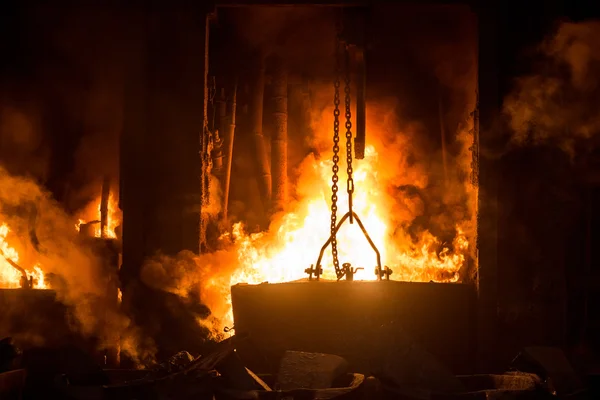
[100,176,111,239]
[354,47,366,159]
[251,54,271,211]
[200,13,212,253]
[271,57,288,212]
[223,81,237,222]
[213,87,226,174]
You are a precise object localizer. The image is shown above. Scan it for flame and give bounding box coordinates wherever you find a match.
[77,194,121,238]
[0,223,46,289]
[154,101,477,336]
[226,145,469,286]
[200,131,474,330]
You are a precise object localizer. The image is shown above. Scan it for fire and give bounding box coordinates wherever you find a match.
[226,145,468,287]
[156,100,478,336]
[0,223,46,289]
[195,111,476,332]
[77,194,121,238]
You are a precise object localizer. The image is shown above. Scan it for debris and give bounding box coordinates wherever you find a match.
[245,367,272,391]
[277,351,349,390]
[510,346,586,397]
[379,373,546,400]
[216,372,365,400]
[56,333,249,400]
[184,332,248,373]
[217,351,269,391]
[154,350,194,375]
[368,322,465,394]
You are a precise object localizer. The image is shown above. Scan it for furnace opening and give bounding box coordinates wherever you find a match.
[149,4,480,332]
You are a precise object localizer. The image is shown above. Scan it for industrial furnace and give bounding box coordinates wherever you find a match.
[197,3,480,373]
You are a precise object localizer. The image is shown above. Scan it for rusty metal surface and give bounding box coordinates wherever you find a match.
[216,373,365,400]
[277,351,348,390]
[271,56,289,213]
[231,281,475,375]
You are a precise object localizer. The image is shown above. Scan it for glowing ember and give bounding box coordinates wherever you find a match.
[77,194,121,238]
[0,223,46,289]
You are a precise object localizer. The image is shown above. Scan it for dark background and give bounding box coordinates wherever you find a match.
[1,0,600,367]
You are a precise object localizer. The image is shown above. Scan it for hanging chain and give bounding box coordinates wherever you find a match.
[331,30,342,279]
[344,45,354,223]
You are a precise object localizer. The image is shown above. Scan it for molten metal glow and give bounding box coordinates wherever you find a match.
[0,223,46,289]
[76,194,121,238]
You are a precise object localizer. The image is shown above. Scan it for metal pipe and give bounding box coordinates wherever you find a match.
[0,249,29,288]
[354,46,366,159]
[100,176,111,239]
[213,87,227,173]
[271,57,288,212]
[251,54,272,211]
[223,81,237,222]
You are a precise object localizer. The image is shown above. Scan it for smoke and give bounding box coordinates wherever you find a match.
[141,249,237,339]
[0,106,50,182]
[226,7,336,76]
[17,5,128,211]
[142,87,477,332]
[309,85,476,260]
[141,4,479,332]
[0,167,154,364]
[504,20,600,157]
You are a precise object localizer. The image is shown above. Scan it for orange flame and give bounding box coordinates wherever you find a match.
[224,145,468,294]
[77,194,121,238]
[0,223,46,289]
[193,106,476,332]
[143,101,477,338]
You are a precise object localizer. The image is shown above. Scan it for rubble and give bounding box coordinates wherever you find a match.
[216,351,268,391]
[510,347,587,398]
[213,349,364,400]
[277,350,348,390]
[377,372,549,399]
[2,329,593,400]
[152,351,195,376]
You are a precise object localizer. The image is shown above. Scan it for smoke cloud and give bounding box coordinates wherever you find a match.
[0,106,50,183]
[504,20,600,157]
[0,167,154,364]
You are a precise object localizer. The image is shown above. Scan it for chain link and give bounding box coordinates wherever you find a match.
[344,45,354,220]
[331,37,342,278]
[330,15,356,280]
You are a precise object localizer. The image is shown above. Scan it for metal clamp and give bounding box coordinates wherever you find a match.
[375,265,393,281]
[342,263,363,281]
[307,211,388,281]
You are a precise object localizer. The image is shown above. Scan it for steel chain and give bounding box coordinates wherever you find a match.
[344,45,354,218]
[331,36,342,279]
